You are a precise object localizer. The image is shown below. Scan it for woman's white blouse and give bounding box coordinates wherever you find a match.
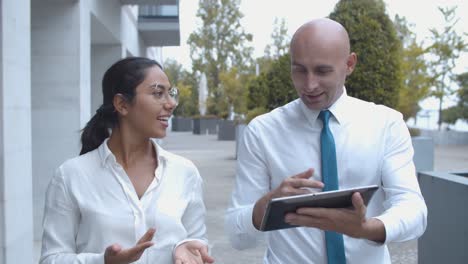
[40,139,208,264]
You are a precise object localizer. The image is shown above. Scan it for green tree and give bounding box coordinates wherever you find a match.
[441,106,460,124]
[456,72,468,121]
[427,6,467,130]
[173,82,197,117]
[246,53,297,120]
[163,58,184,85]
[246,73,268,111]
[394,15,432,121]
[329,0,403,108]
[264,18,290,59]
[219,67,249,117]
[257,18,291,76]
[187,0,253,116]
[443,72,468,124]
[164,59,199,117]
[264,54,297,110]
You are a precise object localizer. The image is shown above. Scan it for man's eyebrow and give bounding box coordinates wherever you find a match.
[291,62,306,68]
[316,64,333,70]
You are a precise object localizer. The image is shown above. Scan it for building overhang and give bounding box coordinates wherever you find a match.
[121,0,180,46]
[138,16,180,46]
[120,0,178,5]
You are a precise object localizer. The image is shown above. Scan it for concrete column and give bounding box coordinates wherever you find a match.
[0,0,34,263]
[31,0,91,240]
[121,5,146,57]
[91,44,121,113]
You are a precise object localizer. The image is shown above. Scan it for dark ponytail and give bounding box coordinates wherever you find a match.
[80,57,162,155]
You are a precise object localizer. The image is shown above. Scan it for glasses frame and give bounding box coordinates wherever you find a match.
[148,83,179,106]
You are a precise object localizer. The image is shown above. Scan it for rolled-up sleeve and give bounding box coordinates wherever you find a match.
[375,113,428,243]
[40,167,104,264]
[225,123,268,250]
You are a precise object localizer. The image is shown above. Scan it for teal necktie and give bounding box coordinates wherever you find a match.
[319,110,346,264]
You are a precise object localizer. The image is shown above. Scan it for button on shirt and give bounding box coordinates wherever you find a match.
[225,91,427,264]
[41,139,208,264]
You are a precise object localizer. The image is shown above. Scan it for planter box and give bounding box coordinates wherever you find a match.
[418,171,468,264]
[412,136,434,172]
[171,117,193,132]
[218,120,236,141]
[193,118,219,135]
[420,129,468,145]
[235,124,247,159]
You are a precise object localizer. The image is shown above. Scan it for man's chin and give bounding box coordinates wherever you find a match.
[301,97,324,110]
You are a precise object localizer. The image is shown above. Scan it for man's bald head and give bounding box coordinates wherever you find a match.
[291,18,351,58]
[289,18,357,110]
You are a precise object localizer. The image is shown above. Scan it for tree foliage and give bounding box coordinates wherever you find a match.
[456,72,468,121]
[393,15,432,121]
[264,54,297,110]
[163,58,184,85]
[329,0,403,108]
[173,82,198,117]
[246,53,297,120]
[264,18,290,59]
[427,6,467,129]
[256,18,291,77]
[443,72,468,124]
[187,0,253,116]
[219,67,248,117]
[164,59,199,117]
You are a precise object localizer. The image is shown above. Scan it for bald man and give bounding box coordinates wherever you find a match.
[225,18,427,264]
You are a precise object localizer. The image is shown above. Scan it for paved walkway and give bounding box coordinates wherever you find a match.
[160,131,468,264]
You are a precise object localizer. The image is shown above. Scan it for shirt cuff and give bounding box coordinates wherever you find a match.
[77,252,105,264]
[172,238,209,257]
[373,214,398,244]
[241,204,263,235]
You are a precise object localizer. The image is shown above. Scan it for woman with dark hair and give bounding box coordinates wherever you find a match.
[40,57,214,264]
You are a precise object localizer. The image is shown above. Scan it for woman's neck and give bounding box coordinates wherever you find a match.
[107,127,155,168]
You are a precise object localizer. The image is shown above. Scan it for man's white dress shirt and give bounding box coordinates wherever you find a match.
[41,139,208,264]
[225,91,427,264]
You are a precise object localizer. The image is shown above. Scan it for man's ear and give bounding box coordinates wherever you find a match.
[346,52,357,75]
[113,94,129,116]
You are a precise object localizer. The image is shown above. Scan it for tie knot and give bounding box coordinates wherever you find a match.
[319,110,331,126]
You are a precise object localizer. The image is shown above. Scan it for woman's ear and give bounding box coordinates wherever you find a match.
[113,94,129,116]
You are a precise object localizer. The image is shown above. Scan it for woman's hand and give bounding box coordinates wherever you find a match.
[174,240,214,264]
[104,228,155,264]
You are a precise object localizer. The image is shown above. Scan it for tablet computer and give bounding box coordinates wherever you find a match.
[259,185,379,231]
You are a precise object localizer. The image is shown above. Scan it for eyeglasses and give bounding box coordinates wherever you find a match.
[151,85,179,106]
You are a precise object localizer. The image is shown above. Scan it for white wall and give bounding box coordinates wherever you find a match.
[121,5,147,56]
[91,44,122,113]
[148,46,163,63]
[89,0,121,43]
[31,0,91,240]
[0,0,33,263]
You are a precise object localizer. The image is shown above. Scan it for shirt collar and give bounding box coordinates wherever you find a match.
[299,87,350,126]
[328,88,349,125]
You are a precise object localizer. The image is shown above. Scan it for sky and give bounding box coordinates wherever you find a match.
[162,0,468,125]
